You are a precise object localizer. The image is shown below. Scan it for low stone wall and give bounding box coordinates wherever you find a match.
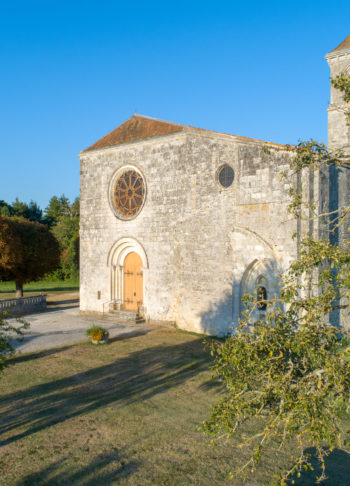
[0,295,47,315]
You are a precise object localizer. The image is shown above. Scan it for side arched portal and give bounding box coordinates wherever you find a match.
[107,237,148,311]
[240,258,280,320]
[229,226,285,325]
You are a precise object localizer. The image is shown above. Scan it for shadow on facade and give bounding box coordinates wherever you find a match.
[329,165,340,327]
[199,291,236,336]
[0,339,210,447]
[14,451,138,486]
[198,257,282,336]
[198,277,263,336]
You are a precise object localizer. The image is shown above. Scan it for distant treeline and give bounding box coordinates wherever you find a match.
[0,196,79,281]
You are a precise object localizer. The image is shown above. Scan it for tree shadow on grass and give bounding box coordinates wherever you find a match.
[7,329,151,365]
[288,447,350,485]
[16,450,138,486]
[198,377,223,391]
[7,345,74,364]
[0,339,210,447]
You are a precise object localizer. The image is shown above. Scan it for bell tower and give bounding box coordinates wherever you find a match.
[325,35,350,260]
[325,35,350,154]
[325,36,350,328]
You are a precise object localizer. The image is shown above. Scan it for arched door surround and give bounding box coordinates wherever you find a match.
[107,237,148,311]
[240,258,280,320]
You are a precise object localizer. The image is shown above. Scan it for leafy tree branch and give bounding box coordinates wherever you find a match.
[203,77,350,484]
[331,73,350,124]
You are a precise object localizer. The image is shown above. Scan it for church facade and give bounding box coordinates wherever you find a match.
[79,35,350,335]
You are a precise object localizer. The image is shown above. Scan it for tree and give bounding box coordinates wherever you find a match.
[50,197,79,280]
[10,198,29,219]
[0,200,12,217]
[44,194,71,226]
[0,216,60,297]
[52,216,79,279]
[26,200,43,222]
[203,119,350,482]
[52,211,79,250]
[10,198,43,222]
[70,197,80,218]
[60,233,79,280]
[0,195,79,283]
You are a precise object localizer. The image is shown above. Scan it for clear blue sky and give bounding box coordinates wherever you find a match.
[1,0,349,209]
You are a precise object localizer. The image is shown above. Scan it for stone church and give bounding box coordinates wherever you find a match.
[79,34,350,335]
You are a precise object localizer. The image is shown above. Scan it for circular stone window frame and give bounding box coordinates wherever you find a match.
[216,163,235,190]
[108,165,147,221]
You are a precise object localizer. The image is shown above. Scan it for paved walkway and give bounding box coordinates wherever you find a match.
[9,295,151,354]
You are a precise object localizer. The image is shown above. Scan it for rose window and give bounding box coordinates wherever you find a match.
[113,170,145,218]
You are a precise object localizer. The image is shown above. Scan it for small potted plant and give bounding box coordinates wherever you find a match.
[86,325,109,344]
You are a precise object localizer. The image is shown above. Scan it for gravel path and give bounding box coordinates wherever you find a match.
[9,296,151,353]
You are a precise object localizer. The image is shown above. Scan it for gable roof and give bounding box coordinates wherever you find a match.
[82,114,286,153]
[83,115,185,152]
[330,34,350,53]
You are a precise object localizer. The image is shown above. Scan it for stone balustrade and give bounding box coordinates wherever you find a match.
[0,294,47,315]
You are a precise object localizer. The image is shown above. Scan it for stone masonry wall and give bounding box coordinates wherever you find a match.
[326,48,350,246]
[80,131,298,335]
[326,48,350,153]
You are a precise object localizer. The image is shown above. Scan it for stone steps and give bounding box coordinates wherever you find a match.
[103,310,146,325]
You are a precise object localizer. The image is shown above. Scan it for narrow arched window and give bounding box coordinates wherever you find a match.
[256,286,267,311]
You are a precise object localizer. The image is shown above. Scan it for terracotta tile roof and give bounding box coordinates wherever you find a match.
[82,114,287,153]
[83,115,185,152]
[330,34,350,53]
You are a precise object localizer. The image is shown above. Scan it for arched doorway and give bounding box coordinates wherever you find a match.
[123,252,143,310]
[107,237,148,311]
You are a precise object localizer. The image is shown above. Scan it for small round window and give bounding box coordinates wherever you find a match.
[112,169,146,219]
[218,165,234,188]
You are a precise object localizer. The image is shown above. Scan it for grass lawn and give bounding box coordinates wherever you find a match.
[0,280,79,300]
[0,328,349,485]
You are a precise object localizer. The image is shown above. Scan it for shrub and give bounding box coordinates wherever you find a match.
[0,311,29,374]
[86,325,107,342]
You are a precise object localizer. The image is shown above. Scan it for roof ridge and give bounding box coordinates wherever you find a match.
[330,34,350,53]
[134,115,287,146]
[133,113,187,128]
[82,115,288,153]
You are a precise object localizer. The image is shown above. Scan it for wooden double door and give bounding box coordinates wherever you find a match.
[124,252,143,310]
